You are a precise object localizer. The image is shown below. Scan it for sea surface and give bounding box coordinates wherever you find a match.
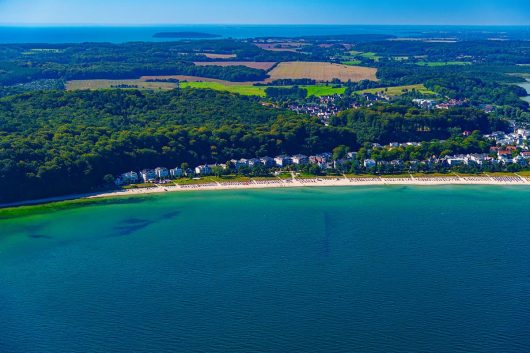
[1,186,530,352]
[517,79,530,103]
[0,25,529,43]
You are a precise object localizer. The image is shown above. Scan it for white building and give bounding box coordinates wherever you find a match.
[170,167,183,178]
[466,154,490,165]
[248,158,262,167]
[231,159,248,169]
[514,156,528,166]
[140,169,157,182]
[260,156,275,167]
[445,155,466,166]
[274,155,292,167]
[195,165,212,176]
[121,171,139,183]
[155,167,169,179]
[291,154,309,165]
[346,152,357,160]
[363,159,376,168]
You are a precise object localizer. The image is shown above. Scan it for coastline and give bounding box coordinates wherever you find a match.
[2,174,529,210]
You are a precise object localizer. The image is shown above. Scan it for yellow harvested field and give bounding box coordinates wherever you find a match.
[267,62,378,82]
[200,53,237,59]
[193,61,277,70]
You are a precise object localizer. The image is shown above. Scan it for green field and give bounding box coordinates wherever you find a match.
[359,52,381,62]
[357,84,435,96]
[341,60,362,66]
[302,85,346,96]
[181,82,345,97]
[180,82,267,96]
[416,61,471,67]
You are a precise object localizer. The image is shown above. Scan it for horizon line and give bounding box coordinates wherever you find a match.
[1,23,529,27]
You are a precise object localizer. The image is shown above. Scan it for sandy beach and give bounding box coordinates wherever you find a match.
[2,174,529,209]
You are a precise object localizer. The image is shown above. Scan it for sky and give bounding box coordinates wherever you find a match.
[0,0,529,25]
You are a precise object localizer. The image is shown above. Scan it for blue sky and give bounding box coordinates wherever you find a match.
[0,0,529,25]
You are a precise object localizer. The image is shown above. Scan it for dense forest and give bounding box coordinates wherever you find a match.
[330,104,509,144]
[356,40,530,64]
[0,89,355,203]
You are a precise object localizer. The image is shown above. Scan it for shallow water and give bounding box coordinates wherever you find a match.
[517,80,530,102]
[1,186,530,352]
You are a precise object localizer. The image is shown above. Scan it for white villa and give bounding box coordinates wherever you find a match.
[155,167,170,179]
[195,165,212,175]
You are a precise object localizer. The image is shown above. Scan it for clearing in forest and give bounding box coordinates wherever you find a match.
[200,53,237,59]
[193,61,277,70]
[267,62,377,82]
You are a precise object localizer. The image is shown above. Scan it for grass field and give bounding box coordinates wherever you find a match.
[66,79,178,90]
[180,82,267,96]
[267,62,377,82]
[359,52,381,62]
[416,61,471,67]
[341,60,362,66]
[180,82,346,97]
[193,61,277,70]
[303,85,346,96]
[357,84,435,96]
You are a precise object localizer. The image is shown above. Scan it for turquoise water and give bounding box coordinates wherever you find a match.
[1,186,530,352]
[517,80,530,103]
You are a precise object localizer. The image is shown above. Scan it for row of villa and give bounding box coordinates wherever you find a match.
[114,152,351,185]
[115,136,530,185]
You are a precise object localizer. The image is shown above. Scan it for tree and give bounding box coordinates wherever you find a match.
[103,174,115,185]
[333,145,350,160]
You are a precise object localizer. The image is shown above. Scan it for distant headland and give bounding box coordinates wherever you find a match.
[153,32,221,39]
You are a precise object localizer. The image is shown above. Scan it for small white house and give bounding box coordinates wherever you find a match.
[195,165,212,176]
[248,158,262,167]
[363,159,376,168]
[155,167,169,179]
[260,156,275,167]
[445,155,466,166]
[274,155,292,167]
[121,171,139,183]
[140,169,157,182]
[170,167,183,178]
[291,154,309,165]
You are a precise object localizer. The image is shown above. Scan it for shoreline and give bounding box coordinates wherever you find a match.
[1,175,530,210]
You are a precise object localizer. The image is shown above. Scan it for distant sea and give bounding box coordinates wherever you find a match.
[0,24,529,43]
[1,186,530,352]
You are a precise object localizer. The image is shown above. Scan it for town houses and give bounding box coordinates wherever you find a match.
[412,98,467,110]
[288,95,343,124]
[435,99,466,110]
[485,129,529,148]
[114,134,530,186]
